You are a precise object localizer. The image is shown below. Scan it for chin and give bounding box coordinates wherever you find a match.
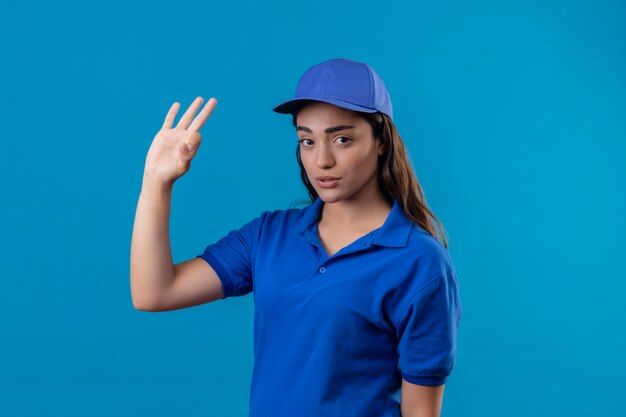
[317,188,359,204]
[314,190,343,203]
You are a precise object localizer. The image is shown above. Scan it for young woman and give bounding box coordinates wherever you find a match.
[131,58,462,417]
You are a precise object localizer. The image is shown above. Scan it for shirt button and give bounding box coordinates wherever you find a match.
[319,267,326,273]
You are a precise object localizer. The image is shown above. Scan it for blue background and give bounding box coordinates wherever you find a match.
[1,0,624,416]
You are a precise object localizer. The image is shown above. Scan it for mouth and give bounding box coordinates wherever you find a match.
[315,176,341,188]
[316,176,341,182]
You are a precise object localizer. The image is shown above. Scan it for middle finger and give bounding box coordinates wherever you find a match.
[175,97,204,130]
[187,98,218,133]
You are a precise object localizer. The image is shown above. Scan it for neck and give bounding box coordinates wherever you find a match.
[318,185,392,231]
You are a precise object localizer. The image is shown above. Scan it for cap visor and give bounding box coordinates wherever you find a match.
[273,97,378,115]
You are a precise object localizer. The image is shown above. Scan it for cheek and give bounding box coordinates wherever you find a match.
[346,148,378,170]
[299,152,314,174]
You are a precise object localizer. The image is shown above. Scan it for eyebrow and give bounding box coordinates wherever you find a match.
[296,125,356,134]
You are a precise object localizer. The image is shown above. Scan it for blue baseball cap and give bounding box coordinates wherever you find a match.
[273,58,394,120]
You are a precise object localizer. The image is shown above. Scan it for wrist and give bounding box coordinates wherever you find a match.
[141,177,174,203]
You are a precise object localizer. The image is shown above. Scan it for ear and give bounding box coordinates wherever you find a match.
[376,138,385,155]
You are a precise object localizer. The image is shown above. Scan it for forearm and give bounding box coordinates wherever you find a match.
[130,176,175,310]
[401,381,444,417]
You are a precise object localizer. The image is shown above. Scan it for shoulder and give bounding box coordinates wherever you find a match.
[213,202,314,257]
[389,226,460,324]
[404,225,457,286]
[251,201,316,234]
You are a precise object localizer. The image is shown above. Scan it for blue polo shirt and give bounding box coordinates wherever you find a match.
[197,197,462,417]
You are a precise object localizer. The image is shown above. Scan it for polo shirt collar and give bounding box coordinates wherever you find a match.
[293,197,414,248]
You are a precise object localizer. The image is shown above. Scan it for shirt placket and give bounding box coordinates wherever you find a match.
[297,225,376,290]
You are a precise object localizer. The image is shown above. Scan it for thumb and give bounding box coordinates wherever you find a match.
[180,141,193,160]
[185,132,202,154]
[177,142,192,175]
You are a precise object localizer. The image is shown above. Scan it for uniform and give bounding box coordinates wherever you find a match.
[197,196,462,417]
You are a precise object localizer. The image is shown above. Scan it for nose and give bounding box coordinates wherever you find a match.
[315,143,335,169]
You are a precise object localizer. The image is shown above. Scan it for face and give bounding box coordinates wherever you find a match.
[296,101,385,204]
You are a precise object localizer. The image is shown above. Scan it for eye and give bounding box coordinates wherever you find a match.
[335,136,352,144]
[299,138,314,146]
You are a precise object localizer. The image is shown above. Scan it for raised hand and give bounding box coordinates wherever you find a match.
[143,96,218,185]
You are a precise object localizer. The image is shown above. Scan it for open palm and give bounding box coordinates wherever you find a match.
[144,96,218,184]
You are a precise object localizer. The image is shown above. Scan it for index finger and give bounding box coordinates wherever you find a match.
[187,97,218,133]
[162,101,181,130]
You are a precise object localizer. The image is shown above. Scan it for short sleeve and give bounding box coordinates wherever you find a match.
[196,211,269,299]
[394,269,462,386]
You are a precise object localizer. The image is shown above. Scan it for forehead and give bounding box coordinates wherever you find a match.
[296,101,363,126]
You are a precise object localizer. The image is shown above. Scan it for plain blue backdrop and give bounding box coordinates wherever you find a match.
[0,0,624,416]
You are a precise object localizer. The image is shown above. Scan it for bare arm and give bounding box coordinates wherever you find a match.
[130,97,222,311]
[130,179,175,310]
[400,379,445,417]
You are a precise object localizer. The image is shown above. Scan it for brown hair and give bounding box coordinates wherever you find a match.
[289,105,449,248]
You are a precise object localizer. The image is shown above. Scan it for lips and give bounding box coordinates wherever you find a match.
[315,176,340,188]
[316,176,341,182]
